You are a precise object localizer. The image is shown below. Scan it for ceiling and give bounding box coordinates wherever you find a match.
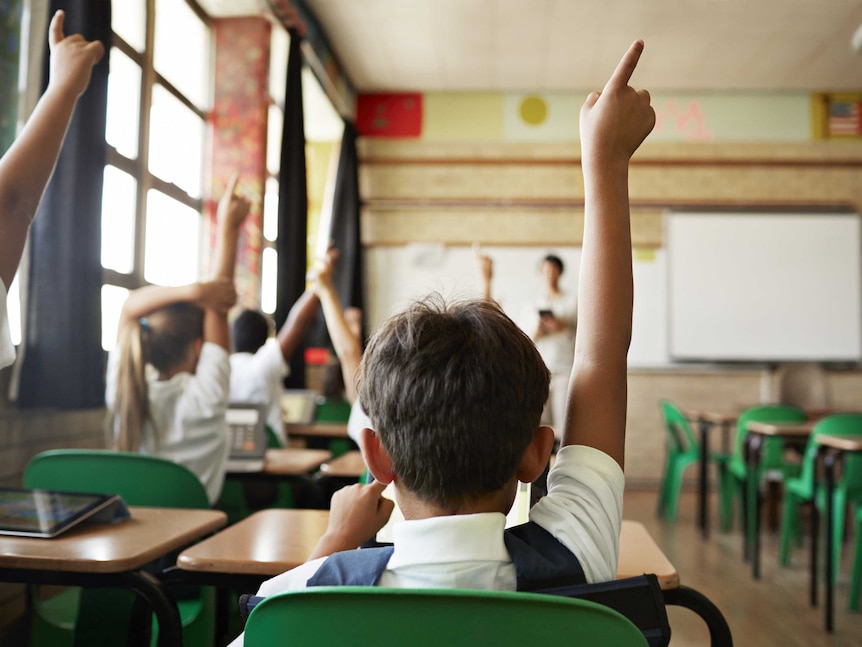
[200,0,862,93]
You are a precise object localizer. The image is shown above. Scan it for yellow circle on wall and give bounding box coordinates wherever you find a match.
[519,96,548,126]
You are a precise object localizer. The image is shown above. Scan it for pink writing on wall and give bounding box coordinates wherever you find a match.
[654,100,714,141]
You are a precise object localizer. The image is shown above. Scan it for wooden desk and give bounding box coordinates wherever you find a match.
[178,512,676,588]
[814,432,862,633]
[0,506,226,647]
[682,408,737,539]
[286,423,349,440]
[226,448,332,479]
[319,450,367,479]
[743,420,814,580]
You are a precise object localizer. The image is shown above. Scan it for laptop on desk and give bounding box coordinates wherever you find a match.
[225,403,268,473]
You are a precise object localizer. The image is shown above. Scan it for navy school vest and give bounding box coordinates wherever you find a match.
[306,521,586,592]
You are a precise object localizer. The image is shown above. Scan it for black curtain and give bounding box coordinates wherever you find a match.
[275,29,308,389]
[18,0,111,409]
[307,120,364,349]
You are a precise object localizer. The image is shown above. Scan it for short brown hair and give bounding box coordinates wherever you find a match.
[358,295,549,508]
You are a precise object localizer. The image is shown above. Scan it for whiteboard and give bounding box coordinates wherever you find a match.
[364,245,667,367]
[666,212,862,362]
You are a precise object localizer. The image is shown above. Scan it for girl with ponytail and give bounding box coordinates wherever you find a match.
[106,175,250,503]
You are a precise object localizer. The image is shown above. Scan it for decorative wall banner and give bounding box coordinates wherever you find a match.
[357,93,422,137]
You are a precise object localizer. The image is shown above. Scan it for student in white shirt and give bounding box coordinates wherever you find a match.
[229,290,319,447]
[0,11,103,369]
[229,40,655,647]
[106,174,250,503]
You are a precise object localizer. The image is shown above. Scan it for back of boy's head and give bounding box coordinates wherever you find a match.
[232,309,271,354]
[358,295,550,508]
[543,254,564,274]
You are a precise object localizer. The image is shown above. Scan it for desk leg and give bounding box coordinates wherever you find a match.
[699,420,710,539]
[811,450,819,608]
[824,452,837,633]
[748,434,763,580]
[122,571,183,647]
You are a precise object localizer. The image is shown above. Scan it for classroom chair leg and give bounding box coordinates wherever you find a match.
[850,516,862,611]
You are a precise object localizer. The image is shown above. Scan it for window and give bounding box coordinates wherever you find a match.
[101,0,212,349]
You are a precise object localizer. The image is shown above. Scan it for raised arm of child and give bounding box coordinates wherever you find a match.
[308,250,363,402]
[207,173,251,350]
[562,40,655,469]
[118,281,236,330]
[0,10,104,287]
[473,243,494,302]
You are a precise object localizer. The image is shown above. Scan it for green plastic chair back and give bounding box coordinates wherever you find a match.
[729,404,807,478]
[314,397,352,423]
[24,449,210,508]
[23,449,214,647]
[660,400,699,459]
[244,587,648,647]
[794,414,862,499]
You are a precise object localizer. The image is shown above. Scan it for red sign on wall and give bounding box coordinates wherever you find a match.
[356,93,423,137]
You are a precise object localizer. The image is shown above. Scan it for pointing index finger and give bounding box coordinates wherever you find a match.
[603,39,644,93]
[224,172,240,198]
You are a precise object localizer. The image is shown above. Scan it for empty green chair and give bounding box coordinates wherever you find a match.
[23,449,216,647]
[721,404,807,543]
[244,587,649,647]
[779,414,862,583]
[656,400,731,524]
[850,507,862,610]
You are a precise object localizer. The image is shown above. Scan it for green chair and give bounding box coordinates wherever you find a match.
[850,507,862,610]
[244,587,649,646]
[314,397,355,458]
[23,449,216,647]
[721,404,807,543]
[656,400,731,524]
[779,414,862,583]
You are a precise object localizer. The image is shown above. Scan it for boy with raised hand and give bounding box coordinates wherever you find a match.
[229,40,654,644]
[0,10,104,369]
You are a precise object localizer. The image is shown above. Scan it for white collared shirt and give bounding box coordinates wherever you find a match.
[228,445,623,647]
[229,338,289,445]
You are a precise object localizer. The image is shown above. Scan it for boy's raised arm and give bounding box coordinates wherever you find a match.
[0,10,104,287]
[562,41,655,469]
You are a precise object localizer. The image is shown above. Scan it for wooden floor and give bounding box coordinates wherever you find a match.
[624,489,862,646]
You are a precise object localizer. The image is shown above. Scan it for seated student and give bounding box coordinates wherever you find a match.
[229,40,654,645]
[106,175,250,504]
[0,10,103,369]
[229,289,319,447]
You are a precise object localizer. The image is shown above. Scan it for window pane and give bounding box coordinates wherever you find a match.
[144,190,200,286]
[149,84,204,198]
[154,0,210,108]
[8,272,20,346]
[303,68,344,143]
[105,48,141,158]
[101,284,129,351]
[101,166,137,274]
[261,247,277,314]
[269,26,289,106]
[112,0,146,52]
[263,177,279,242]
[267,104,283,175]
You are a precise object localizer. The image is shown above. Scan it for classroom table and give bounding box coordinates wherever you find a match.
[813,432,862,633]
[226,448,332,479]
[743,420,814,580]
[0,506,226,647]
[683,408,736,539]
[319,450,367,479]
[285,422,349,440]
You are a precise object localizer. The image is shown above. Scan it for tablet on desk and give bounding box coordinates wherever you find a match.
[281,389,318,425]
[0,487,129,538]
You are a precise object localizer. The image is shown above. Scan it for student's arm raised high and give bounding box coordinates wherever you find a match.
[206,174,251,350]
[0,10,104,287]
[562,41,655,469]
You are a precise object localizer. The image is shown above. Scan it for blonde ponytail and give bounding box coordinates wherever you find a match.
[111,319,150,451]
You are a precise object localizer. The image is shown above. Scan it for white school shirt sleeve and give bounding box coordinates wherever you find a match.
[0,279,16,369]
[528,444,625,583]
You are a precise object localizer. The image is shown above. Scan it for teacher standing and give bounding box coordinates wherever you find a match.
[477,250,577,443]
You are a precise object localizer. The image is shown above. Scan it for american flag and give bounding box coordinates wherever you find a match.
[828,101,862,137]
